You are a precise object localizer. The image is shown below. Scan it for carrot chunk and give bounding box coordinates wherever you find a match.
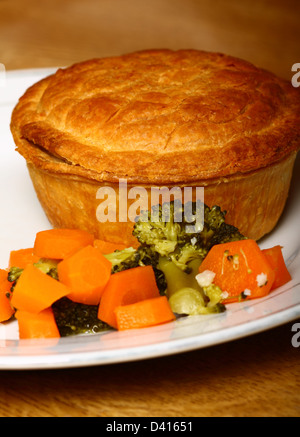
[93,239,128,254]
[198,239,275,303]
[11,264,70,313]
[0,269,9,284]
[9,248,40,269]
[261,246,292,290]
[98,265,160,329]
[33,228,94,259]
[57,245,112,305]
[115,296,175,330]
[15,308,60,339]
[0,269,14,322]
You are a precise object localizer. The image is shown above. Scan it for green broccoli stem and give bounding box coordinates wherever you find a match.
[158,257,225,315]
[158,257,203,298]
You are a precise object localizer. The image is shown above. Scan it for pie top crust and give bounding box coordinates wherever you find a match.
[10,49,300,184]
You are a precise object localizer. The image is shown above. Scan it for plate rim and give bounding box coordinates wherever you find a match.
[1,299,299,370]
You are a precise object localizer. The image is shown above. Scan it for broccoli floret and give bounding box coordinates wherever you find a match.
[133,201,245,273]
[103,247,140,273]
[159,257,225,315]
[52,297,110,336]
[131,201,245,315]
[7,267,23,283]
[203,283,226,311]
[7,259,59,291]
[133,200,186,256]
[104,245,167,295]
[169,243,207,273]
[136,246,167,295]
[196,205,245,250]
[33,258,59,280]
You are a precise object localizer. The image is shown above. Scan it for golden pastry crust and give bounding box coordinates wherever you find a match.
[26,152,296,246]
[10,49,300,184]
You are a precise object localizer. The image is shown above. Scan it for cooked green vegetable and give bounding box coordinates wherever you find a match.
[158,256,225,315]
[52,297,110,336]
[7,201,244,325]
[133,201,245,273]
[33,258,59,280]
[99,201,243,315]
[104,247,140,273]
[7,266,23,284]
[7,258,110,336]
[103,245,167,295]
[129,201,244,315]
[7,258,59,291]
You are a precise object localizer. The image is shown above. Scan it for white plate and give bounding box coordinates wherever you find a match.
[0,69,299,370]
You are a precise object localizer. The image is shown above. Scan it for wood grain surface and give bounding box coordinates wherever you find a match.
[0,323,299,417]
[0,0,299,417]
[1,0,299,79]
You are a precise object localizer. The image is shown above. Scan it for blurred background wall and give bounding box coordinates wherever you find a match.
[0,0,299,79]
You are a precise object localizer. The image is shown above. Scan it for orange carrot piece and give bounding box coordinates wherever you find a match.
[9,248,40,269]
[33,228,95,260]
[261,246,292,290]
[115,296,176,330]
[198,239,275,303]
[11,264,70,313]
[0,269,14,322]
[57,245,112,305]
[0,269,8,283]
[93,239,128,254]
[98,265,160,329]
[15,308,60,339]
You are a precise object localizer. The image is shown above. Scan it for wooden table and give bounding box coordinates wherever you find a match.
[0,323,299,417]
[0,0,299,417]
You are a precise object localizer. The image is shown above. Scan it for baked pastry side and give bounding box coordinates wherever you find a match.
[26,152,296,245]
